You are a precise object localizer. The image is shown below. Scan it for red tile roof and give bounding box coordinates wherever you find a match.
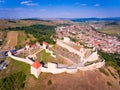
[30,45,35,48]
[32,61,41,69]
[36,41,40,45]
[25,43,30,46]
[43,42,48,45]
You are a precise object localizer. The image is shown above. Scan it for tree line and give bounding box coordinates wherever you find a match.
[5,24,56,44]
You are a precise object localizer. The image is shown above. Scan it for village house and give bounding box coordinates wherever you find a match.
[43,42,49,49]
[35,42,41,49]
[25,43,30,50]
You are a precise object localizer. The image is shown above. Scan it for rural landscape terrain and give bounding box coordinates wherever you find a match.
[0,0,120,90]
[0,19,120,90]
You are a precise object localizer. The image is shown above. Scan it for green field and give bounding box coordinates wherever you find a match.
[0,57,31,89]
[0,58,30,78]
[98,25,120,35]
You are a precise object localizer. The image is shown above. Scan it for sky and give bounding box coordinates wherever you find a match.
[0,0,120,18]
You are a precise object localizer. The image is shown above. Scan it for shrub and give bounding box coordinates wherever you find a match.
[107,68,117,79]
[48,80,52,86]
[99,68,109,76]
[107,81,112,86]
[0,72,26,90]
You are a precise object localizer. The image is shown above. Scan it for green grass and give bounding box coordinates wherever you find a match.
[36,50,55,64]
[0,31,7,46]
[36,49,66,64]
[17,31,27,45]
[0,58,30,89]
[10,59,30,75]
[98,51,120,71]
[0,57,30,78]
[16,31,37,49]
[0,72,26,90]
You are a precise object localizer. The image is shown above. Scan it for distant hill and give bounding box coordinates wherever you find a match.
[70,17,120,22]
[105,22,119,26]
[0,19,72,29]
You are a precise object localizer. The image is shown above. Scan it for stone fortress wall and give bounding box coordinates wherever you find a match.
[8,37,105,78]
[56,38,99,63]
[8,50,105,78]
[41,61,105,74]
[8,52,33,65]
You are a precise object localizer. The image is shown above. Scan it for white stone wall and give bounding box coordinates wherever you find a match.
[26,57,34,65]
[40,61,105,74]
[31,66,41,78]
[8,48,105,78]
[64,37,70,42]
[45,49,56,58]
[65,68,78,74]
[84,51,99,63]
[43,44,46,49]
[8,52,34,65]
[48,62,57,69]
[77,61,105,71]
[57,40,99,62]
[41,67,67,74]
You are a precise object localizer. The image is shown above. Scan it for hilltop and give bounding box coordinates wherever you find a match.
[0,19,120,90]
[0,19,72,29]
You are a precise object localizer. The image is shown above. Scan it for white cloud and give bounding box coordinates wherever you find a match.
[21,1,31,4]
[81,4,87,6]
[20,0,39,6]
[25,3,39,6]
[94,4,100,7]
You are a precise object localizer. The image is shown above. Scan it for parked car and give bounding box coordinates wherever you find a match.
[0,60,7,71]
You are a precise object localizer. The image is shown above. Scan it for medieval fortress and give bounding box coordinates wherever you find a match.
[8,37,105,78]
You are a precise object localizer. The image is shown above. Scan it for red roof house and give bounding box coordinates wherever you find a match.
[30,45,35,49]
[43,41,49,49]
[32,61,41,69]
[25,43,30,50]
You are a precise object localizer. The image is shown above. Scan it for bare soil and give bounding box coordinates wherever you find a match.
[25,68,120,90]
[3,31,18,49]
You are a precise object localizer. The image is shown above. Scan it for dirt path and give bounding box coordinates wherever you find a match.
[4,31,18,49]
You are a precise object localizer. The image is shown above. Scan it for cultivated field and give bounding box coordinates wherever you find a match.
[101,25,120,35]
[3,31,18,49]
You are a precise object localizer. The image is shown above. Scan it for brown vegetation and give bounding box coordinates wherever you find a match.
[25,69,120,90]
[3,31,18,49]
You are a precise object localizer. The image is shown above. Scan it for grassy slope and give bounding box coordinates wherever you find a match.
[36,50,66,64]
[17,31,37,47]
[98,25,120,35]
[0,58,30,78]
[0,20,120,90]
[0,19,71,29]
